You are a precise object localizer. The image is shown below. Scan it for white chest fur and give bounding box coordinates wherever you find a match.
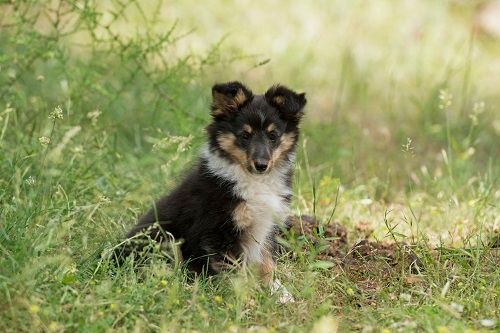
[202,147,293,264]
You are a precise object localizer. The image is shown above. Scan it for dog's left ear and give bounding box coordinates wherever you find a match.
[265,85,306,122]
[211,81,253,119]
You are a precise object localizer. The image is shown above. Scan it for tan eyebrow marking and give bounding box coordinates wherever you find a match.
[273,95,285,106]
[266,123,276,132]
[243,124,253,133]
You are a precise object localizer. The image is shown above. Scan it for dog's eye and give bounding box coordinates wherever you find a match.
[268,131,279,142]
[241,131,251,141]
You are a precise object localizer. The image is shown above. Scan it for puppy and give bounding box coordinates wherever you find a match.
[118,81,306,282]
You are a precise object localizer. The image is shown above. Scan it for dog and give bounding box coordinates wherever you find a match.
[117,81,306,284]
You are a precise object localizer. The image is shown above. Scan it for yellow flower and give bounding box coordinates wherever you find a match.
[29,304,40,314]
[346,287,354,296]
[214,295,223,303]
[109,303,117,310]
[160,280,168,287]
[437,326,448,333]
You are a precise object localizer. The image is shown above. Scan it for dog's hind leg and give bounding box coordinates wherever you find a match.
[111,222,171,266]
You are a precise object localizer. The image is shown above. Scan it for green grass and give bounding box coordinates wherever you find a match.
[0,1,498,332]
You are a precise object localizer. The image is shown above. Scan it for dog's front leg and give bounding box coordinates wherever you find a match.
[260,250,295,304]
[259,250,275,285]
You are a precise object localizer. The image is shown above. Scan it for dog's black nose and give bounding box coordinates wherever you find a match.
[254,160,269,173]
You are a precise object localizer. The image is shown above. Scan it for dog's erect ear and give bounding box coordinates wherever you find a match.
[265,85,306,122]
[211,81,253,118]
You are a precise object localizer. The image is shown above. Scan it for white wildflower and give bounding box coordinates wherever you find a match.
[438,89,452,110]
[38,136,51,146]
[49,105,64,120]
[402,137,414,154]
[25,176,36,186]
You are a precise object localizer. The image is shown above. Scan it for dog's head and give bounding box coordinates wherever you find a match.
[206,81,306,174]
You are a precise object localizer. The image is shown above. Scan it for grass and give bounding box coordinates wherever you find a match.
[0,1,498,332]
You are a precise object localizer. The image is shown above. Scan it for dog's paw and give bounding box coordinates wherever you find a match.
[270,279,295,304]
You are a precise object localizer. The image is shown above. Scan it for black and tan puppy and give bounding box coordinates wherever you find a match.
[119,81,306,281]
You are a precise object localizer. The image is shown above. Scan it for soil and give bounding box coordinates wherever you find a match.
[280,215,499,294]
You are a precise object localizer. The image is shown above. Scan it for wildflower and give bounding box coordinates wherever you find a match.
[29,304,40,314]
[109,303,117,310]
[214,295,223,303]
[67,263,77,274]
[401,137,414,154]
[49,105,63,120]
[38,136,51,146]
[437,326,448,333]
[438,89,452,110]
[346,287,354,296]
[160,280,167,287]
[98,194,111,204]
[25,176,36,186]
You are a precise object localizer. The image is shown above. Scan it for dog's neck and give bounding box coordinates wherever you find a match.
[200,144,294,196]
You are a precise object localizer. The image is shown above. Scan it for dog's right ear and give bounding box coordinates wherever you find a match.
[211,81,253,119]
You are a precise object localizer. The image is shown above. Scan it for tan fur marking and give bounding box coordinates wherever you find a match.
[217,133,248,167]
[259,249,275,285]
[273,95,285,106]
[271,132,296,164]
[212,89,247,116]
[243,124,253,134]
[212,108,224,116]
[234,89,248,106]
[233,202,253,230]
[266,123,276,132]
